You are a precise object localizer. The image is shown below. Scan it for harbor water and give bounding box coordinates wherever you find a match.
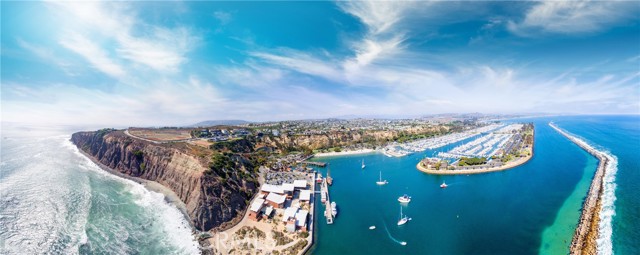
[310,115,639,255]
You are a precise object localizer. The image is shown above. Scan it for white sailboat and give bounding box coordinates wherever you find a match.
[361,159,366,169]
[376,171,388,185]
[397,206,411,226]
[397,194,411,203]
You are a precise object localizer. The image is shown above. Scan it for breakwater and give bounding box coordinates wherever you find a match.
[549,122,612,255]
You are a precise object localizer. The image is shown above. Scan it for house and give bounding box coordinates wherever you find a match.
[299,190,311,203]
[266,193,286,208]
[248,198,265,221]
[282,183,295,198]
[282,207,298,223]
[262,206,274,219]
[293,180,307,189]
[261,184,284,195]
[295,210,309,232]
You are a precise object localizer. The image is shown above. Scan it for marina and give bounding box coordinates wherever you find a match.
[309,117,620,254]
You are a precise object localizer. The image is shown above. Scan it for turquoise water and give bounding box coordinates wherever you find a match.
[311,115,639,255]
[0,125,199,254]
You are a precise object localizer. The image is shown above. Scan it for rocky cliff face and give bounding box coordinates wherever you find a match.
[71,130,257,231]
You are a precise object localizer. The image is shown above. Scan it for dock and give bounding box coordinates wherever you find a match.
[321,179,333,224]
[301,161,327,167]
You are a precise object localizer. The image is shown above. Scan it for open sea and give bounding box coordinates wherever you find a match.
[310,115,639,255]
[0,124,199,254]
[0,115,637,254]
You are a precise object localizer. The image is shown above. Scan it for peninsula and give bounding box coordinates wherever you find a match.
[416,123,534,175]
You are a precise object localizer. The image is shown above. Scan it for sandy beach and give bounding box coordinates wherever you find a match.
[313,148,377,158]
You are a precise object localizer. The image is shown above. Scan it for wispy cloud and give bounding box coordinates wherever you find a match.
[59,33,126,78]
[52,1,197,73]
[507,1,637,35]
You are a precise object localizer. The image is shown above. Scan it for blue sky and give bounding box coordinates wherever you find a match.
[2,1,639,126]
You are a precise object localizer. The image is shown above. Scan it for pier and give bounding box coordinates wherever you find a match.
[301,161,327,167]
[321,179,333,224]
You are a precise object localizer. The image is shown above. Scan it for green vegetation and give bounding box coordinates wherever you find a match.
[139,162,146,171]
[272,230,293,246]
[298,231,309,238]
[434,161,442,170]
[132,150,143,160]
[281,239,308,255]
[333,147,342,152]
[458,157,487,166]
[236,226,265,239]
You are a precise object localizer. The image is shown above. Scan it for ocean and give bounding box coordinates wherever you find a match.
[0,125,199,254]
[1,115,637,255]
[310,115,639,255]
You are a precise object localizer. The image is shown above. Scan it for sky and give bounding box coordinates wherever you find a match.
[1,1,639,126]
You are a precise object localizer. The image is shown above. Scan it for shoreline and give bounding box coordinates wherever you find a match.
[313,148,377,158]
[75,148,195,231]
[416,153,533,175]
[550,123,608,255]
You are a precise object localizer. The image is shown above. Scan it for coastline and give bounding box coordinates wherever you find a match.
[313,148,377,158]
[550,123,608,255]
[416,153,533,175]
[75,147,195,231]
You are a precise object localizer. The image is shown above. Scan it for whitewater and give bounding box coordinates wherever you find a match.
[0,129,199,255]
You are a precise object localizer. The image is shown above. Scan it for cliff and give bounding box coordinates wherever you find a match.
[71,129,258,232]
[259,126,451,151]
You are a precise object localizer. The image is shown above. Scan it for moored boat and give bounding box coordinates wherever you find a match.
[398,194,411,203]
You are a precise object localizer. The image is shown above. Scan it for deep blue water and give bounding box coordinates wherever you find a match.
[310,115,639,255]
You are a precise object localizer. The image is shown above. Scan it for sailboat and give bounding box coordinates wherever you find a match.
[376,171,388,185]
[397,194,411,203]
[397,206,411,226]
[361,159,366,169]
[440,181,448,188]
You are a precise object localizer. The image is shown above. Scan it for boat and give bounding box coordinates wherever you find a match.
[376,171,388,185]
[321,190,327,203]
[397,206,411,226]
[326,166,333,186]
[400,242,407,246]
[331,201,337,217]
[440,181,448,188]
[361,159,366,169]
[316,173,323,184]
[369,226,376,230]
[397,194,411,203]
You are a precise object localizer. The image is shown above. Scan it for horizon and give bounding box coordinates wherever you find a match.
[2,1,639,127]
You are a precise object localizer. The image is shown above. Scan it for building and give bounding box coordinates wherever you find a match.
[282,183,295,198]
[262,206,274,219]
[261,184,284,195]
[266,193,286,208]
[293,180,307,189]
[299,190,311,203]
[295,210,309,232]
[248,198,265,221]
[282,207,298,223]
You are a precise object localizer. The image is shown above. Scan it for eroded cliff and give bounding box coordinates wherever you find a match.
[71,129,257,232]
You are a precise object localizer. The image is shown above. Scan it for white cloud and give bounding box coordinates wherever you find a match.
[507,1,636,35]
[51,1,197,73]
[59,33,126,78]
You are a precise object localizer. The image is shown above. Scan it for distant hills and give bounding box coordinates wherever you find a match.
[190,120,251,127]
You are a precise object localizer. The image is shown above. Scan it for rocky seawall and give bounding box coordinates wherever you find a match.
[71,129,257,232]
[549,123,608,255]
